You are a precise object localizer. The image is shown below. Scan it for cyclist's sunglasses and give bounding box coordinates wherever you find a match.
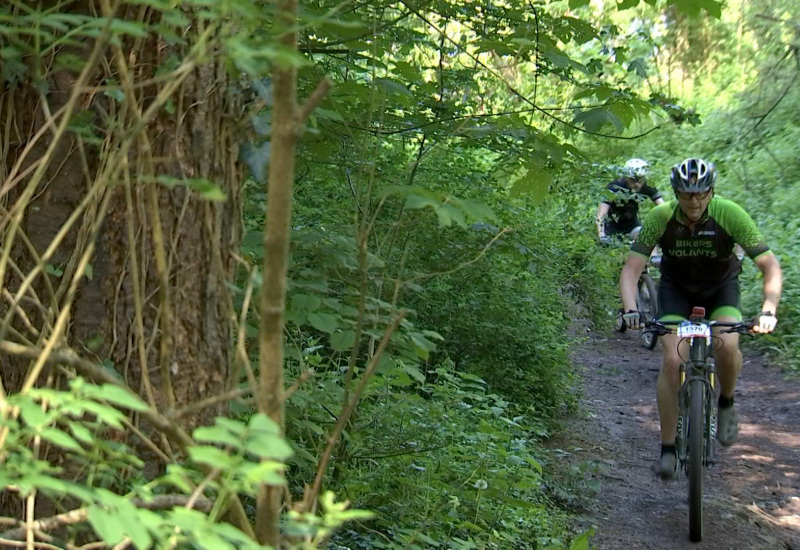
[676,190,712,201]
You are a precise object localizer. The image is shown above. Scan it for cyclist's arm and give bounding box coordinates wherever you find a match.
[620,253,647,312]
[754,251,782,317]
[596,202,610,237]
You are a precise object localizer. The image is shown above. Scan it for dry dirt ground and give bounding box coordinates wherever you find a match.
[562,325,800,550]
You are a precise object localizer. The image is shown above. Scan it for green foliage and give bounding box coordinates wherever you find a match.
[8,0,776,547]
[285,362,588,549]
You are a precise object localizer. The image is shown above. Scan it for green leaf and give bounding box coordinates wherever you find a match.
[569,528,594,550]
[69,422,95,444]
[87,506,127,546]
[409,333,437,360]
[436,204,466,228]
[400,362,426,382]
[459,199,496,221]
[573,107,624,133]
[291,294,321,312]
[242,460,286,486]
[188,445,234,469]
[668,0,721,17]
[41,428,83,452]
[510,166,553,205]
[244,434,294,461]
[375,78,413,97]
[97,384,149,412]
[627,58,648,78]
[215,417,247,436]
[248,413,281,435]
[568,0,591,8]
[18,399,50,429]
[240,141,270,183]
[194,425,242,448]
[404,194,439,210]
[308,312,339,333]
[330,330,355,352]
[81,402,125,429]
[617,0,639,9]
[109,19,149,38]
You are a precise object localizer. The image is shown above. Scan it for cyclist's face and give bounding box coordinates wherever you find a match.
[677,190,712,222]
[627,177,645,191]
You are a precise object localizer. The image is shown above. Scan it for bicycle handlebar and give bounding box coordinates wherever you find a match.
[643,318,756,337]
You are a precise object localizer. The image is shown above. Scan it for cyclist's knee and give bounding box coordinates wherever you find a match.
[715,336,742,365]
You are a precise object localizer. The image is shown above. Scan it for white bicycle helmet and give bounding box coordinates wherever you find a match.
[670,158,717,193]
[624,158,650,179]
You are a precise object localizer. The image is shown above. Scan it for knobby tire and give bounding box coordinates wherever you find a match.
[689,378,705,542]
[638,274,659,349]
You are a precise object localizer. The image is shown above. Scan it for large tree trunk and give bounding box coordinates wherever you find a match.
[0,1,242,514]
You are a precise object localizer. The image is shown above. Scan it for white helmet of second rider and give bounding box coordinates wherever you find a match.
[624,158,650,179]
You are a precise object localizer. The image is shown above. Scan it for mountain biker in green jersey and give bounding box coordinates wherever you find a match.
[617,158,783,480]
[596,158,665,244]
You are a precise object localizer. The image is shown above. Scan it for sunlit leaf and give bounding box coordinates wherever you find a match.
[569,528,594,550]
[41,428,83,452]
[248,414,282,438]
[194,425,242,448]
[568,0,591,8]
[188,445,234,469]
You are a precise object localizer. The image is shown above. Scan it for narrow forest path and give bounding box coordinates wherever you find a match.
[564,326,800,550]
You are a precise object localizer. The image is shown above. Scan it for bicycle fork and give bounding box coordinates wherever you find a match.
[676,358,719,471]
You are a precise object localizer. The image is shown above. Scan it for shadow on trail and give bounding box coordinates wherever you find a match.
[567,328,800,550]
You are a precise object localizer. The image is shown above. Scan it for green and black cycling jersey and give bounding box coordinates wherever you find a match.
[631,196,770,294]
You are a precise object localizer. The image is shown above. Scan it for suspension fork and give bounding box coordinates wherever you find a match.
[678,336,716,464]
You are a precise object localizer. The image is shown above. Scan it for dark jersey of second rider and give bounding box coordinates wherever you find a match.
[631,196,770,295]
[603,179,663,228]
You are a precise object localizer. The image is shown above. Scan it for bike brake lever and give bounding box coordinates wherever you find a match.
[644,323,669,336]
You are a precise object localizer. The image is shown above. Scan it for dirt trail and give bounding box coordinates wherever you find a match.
[566,326,800,550]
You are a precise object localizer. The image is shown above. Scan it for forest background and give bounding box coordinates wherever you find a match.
[0,0,797,548]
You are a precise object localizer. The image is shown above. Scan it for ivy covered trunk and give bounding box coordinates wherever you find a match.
[0,1,242,513]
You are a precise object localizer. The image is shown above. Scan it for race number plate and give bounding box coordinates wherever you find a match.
[677,322,711,339]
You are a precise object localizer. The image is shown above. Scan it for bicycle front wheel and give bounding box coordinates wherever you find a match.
[688,378,705,542]
[637,274,659,349]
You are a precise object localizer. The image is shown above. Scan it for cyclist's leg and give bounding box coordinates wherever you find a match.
[708,279,743,446]
[656,278,692,445]
[708,279,743,400]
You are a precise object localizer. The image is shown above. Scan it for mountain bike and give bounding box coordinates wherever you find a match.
[615,253,661,350]
[645,308,754,542]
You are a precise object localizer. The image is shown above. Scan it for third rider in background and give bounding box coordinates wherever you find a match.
[597,158,665,243]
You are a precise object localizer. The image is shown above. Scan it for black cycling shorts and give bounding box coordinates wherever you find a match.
[657,276,742,321]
